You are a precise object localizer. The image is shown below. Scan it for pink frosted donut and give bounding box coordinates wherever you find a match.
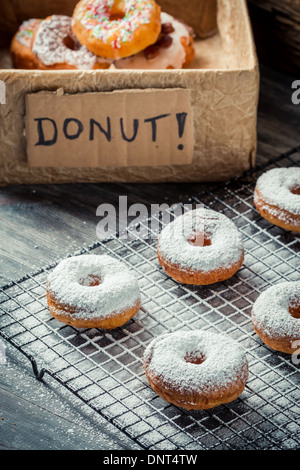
[157,208,244,285]
[114,12,195,69]
[143,330,249,410]
[252,281,300,354]
[32,15,113,69]
[254,167,300,232]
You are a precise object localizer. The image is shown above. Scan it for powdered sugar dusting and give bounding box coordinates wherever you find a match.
[32,15,106,68]
[255,168,300,215]
[144,330,248,394]
[252,281,300,339]
[115,12,189,69]
[157,208,244,273]
[47,254,140,321]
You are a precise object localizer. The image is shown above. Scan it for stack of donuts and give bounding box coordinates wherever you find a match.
[10,0,195,70]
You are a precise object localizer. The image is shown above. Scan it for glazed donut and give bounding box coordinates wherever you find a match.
[252,281,300,354]
[114,12,194,69]
[47,254,141,329]
[143,330,249,410]
[157,208,244,285]
[32,15,112,70]
[254,167,300,232]
[72,0,161,59]
[10,18,42,69]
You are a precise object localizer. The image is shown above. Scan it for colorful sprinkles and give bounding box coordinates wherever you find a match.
[16,18,42,48]
[74,0,155,48]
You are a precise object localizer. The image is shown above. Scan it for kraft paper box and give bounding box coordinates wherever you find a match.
[0,0,259,185]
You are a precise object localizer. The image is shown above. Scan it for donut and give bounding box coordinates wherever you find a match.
[143,330,249,410]
[47,254,141,329]
[10,18,42,69]
[72,0,162,59]
[251,281,300,354]
[254,167,300,232]
[32,15,112,70]
[157,208,244,285]
[114,12,195,69]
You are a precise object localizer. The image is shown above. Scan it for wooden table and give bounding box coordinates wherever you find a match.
[0,64,299,450]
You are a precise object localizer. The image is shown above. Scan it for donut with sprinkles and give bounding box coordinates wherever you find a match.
[10,18,42,69]
[72,0,162,59]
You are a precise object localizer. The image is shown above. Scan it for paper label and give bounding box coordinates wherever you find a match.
[25,88,194,168]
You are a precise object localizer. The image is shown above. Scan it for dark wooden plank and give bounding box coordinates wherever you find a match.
[0,181,201,283]
[0,344,142,450]
[248,0,300,74]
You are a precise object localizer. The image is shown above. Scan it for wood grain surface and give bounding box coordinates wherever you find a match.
[248,0,300,72]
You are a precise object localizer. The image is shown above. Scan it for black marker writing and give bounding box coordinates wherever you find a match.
[176,112,188,150]
[63,118,84,140]
[144,114,170,142]
[33,112,188,147]
[90,117,111,142]
[34,118,57,146]
[120,118,139,142]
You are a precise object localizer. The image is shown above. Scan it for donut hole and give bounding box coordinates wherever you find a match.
[63,35,78,50]
[289,301,300,319]
[79,274,101,287]
[109,3,125,22]
[290,185,300,196]
[109,12,125,21]
[187,232,212,247]
[184,352,206,365]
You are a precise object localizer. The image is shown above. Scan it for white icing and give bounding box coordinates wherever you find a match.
[157,208,244,273]
[144,330,248,395]
[47,254,140,321]
[252,281,300,340]
[254,168,300,216]
[32,15,112,68]
[114,12,190,69]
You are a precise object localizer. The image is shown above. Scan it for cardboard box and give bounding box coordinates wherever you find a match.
[0,0,259,185]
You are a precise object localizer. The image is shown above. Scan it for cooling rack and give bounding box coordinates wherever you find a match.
[0,151,299,450]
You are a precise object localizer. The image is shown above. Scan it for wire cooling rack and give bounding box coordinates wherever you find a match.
[0,151,299,450]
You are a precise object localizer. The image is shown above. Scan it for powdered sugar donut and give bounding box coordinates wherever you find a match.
[10,18,42,69]
[254,167,300,232]
[114,12,194,69]
[72,0,161,59]
[157,208,244,285]
[47,254,141,329]
[32,15,112,70]
[143,330,249,410]
[252,281,300,354]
